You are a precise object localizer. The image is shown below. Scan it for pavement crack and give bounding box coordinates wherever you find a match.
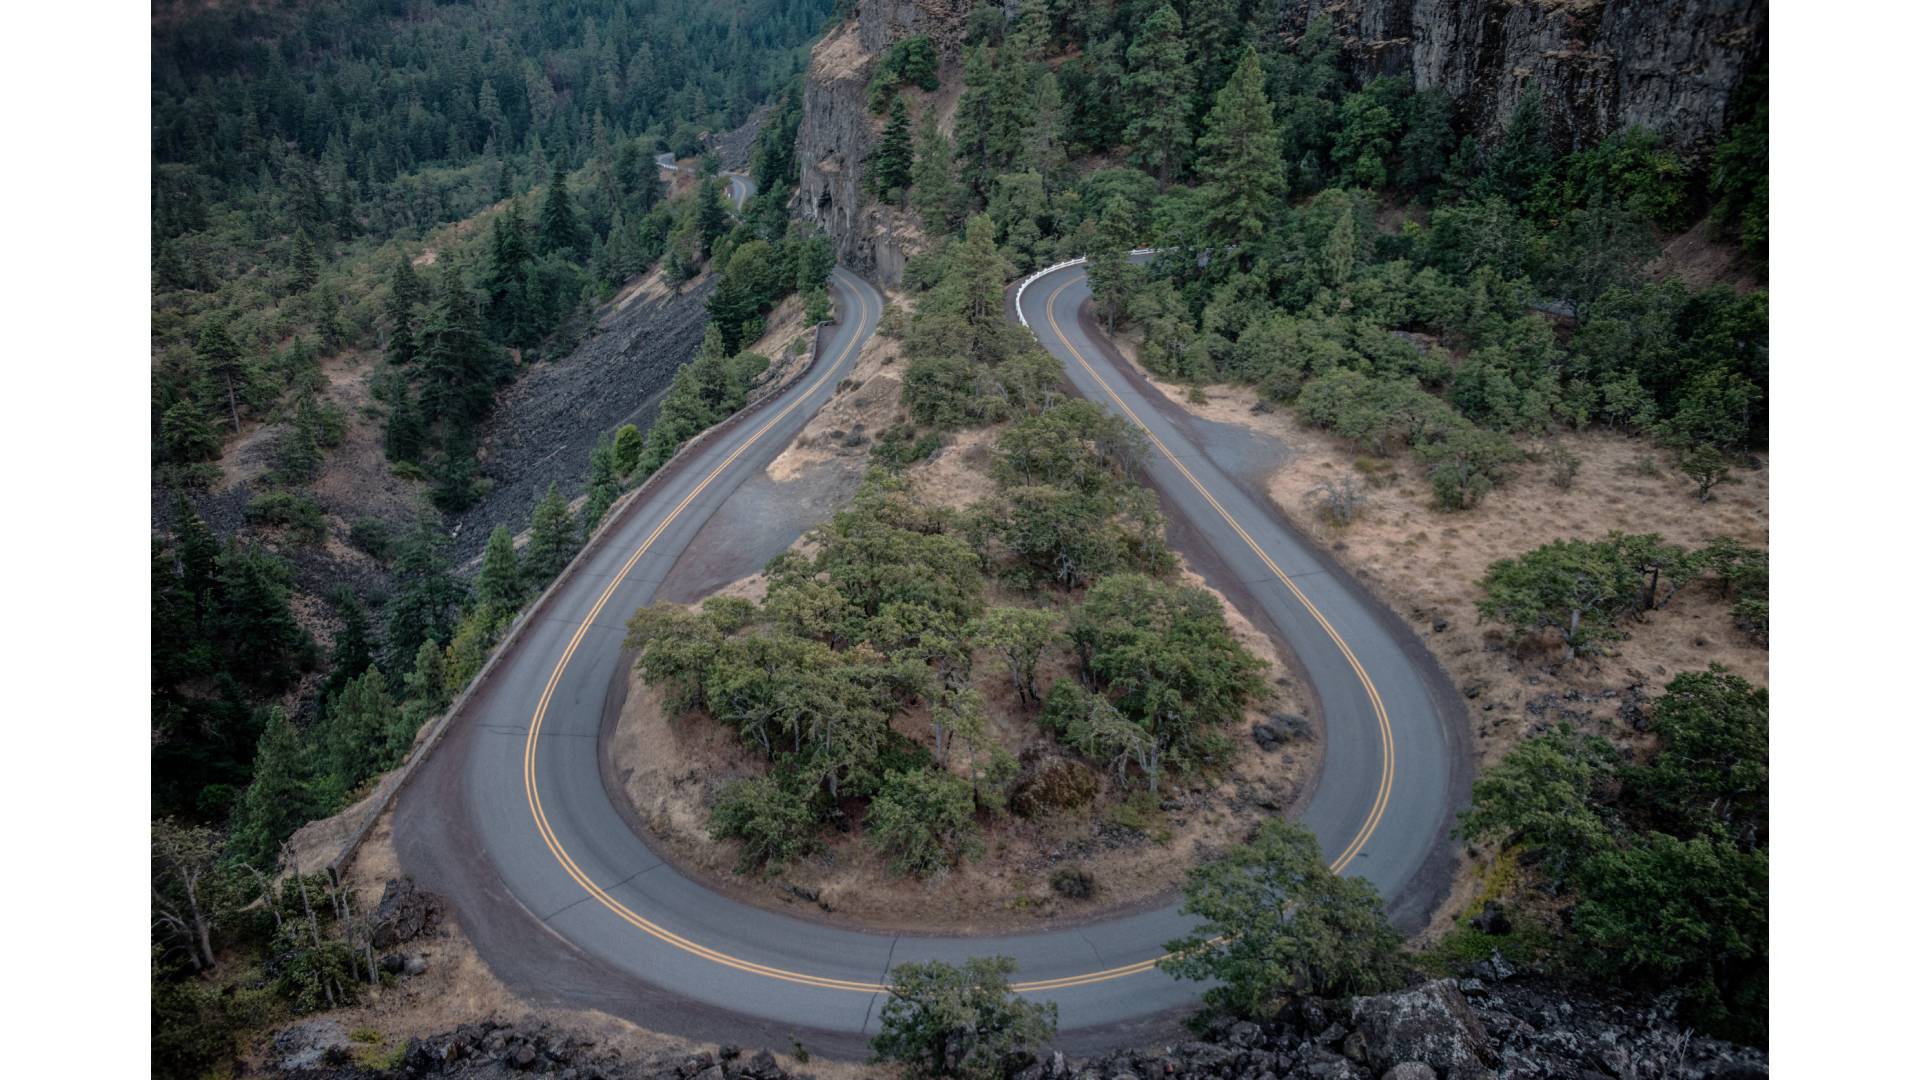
[1078,929,1108,969]
[538,863,659,923]
[860,936,900,1034]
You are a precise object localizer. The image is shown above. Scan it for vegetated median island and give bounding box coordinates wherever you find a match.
[613,221,1322,932]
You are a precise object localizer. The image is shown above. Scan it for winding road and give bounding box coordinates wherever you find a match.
[392,233,1467,1054]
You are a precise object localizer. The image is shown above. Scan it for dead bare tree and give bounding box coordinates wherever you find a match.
[1304,473,1367,526]
[151,818,223,973]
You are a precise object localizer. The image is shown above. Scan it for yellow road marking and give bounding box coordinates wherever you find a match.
[515,263,1397,1000]
[1040,275,1395,874]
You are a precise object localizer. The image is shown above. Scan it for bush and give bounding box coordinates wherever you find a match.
[709,773,821,873]
[870,957,1058,1080]
[865,769,981,877]
[245,490,328,545]
[1050,865,1097,899]
[1163,819,1405,1013]
[347,518,395,562]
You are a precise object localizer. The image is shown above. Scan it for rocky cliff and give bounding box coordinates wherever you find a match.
[795,1,972,285]
[795,1,1764,284]
[1281,0,1767,152]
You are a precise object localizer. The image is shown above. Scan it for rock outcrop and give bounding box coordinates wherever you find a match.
[1263,1,1765,153]
[795,1,1764,285]
[794,1,968,285]
[268,976,1765,1078]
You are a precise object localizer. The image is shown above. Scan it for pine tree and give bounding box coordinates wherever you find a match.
[1023,71,1068,193]
[289,228,319,293]
[418,272,502,429]
[524,483,579,585]
[1087,197,1145,330]
[383,378,425,463]
[1124,4,1196,189]
[951,46,996,195]
[695,178,730,250]
[1484,89,1554,203]
[476,524,526,614]
[384,522,466,668]
[195,315,247,433]
[1197,48,1286,255]
[910,106,963,234]
[581,433,622,531]
[483,203,533,342]
[385,253,424,366]
[228,709,321,868]
[322,589,377,704]
[868,97,915,204]
[537,163,580,257]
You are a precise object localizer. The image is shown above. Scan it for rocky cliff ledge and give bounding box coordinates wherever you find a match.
[795,2,971,285]
[1282,0,1766,152]
[794,1,1764,286]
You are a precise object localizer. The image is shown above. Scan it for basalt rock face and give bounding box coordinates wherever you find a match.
[796,2,1763,283]
[795,1,970,286]
[1276,0,1767,153]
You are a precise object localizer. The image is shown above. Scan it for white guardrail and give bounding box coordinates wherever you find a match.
[1013,249,1160,328]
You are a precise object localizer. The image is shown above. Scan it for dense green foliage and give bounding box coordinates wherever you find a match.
[1457,667,1768,1042]
[870,957,1059,1079]
[1163,818,1405,1014]
[150,3,840,1072]
[880,5,1765,513]
[627,224,1266,880]
[1476,532,1766,657]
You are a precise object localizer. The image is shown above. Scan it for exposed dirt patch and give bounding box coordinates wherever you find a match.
[765,305,908,481]
[611,500,1319,936]
[1102,332,1768,935]
[1647,217,1765,292]
[261,810,875,1078]
[906,425,999,510]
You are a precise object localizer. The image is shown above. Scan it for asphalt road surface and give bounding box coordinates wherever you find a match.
[656,151,753,208]
[392,251,1467,1054]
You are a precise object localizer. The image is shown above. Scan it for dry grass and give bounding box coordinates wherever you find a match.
[1104,334,1769,932]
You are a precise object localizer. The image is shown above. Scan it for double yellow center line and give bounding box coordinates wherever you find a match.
[1039,275,1395,875]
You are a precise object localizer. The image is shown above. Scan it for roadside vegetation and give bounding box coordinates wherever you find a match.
[149,2,836,1075]
[628,222,1270,882]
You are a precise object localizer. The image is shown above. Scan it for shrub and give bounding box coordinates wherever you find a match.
[1049,865,1097,899]
[870,957,1058,1080]
[245,490,328,545]
[1163,819,1405,1013]
[865,769,980,877]
[710,773,821,873]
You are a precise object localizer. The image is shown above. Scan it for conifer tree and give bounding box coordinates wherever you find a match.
[483,203,533,341]
[910,106,962,234]
[537,163,580,257]
[868,97,915,204]
[195,315,247,432]
[1197,48,1285,254]
[228,709,321,868]
[1124,4,1196,188]
[581,433,622,531]
[289,228,319,293]
[696,178,731,250]
[384,522,466,668]
[524,483,579,585]
[385,253,424,366]
[951,46,996,194]
[1023,71,1068,193]
[418,272,501,429]
[1087,197,1145,330]
[476,525,526,613]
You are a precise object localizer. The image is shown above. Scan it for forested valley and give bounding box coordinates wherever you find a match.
[150,2,838,1073]
[806,1,1768,1047]
[150,0,1771,1073]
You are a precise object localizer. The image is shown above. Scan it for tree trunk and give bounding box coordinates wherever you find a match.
[225,378,242,433]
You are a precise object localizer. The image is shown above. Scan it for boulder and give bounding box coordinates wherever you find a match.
[272,1018,352,1071]
[1349,979,1499,1078]
[370,877,442,949]
[1382,1064,1440,1080]
[1470,902,1512,936]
